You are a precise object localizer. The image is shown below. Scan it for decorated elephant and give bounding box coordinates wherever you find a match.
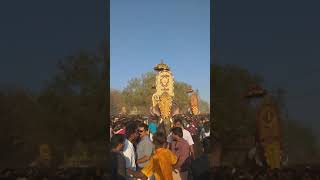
[149,61,181,136]
[150,100,181,135]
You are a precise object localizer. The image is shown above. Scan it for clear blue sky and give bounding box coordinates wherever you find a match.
[110,0,210,103]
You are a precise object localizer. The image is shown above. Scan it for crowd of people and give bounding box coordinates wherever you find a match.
[110,114,211,142]
[0,167,109,180]
[110,114,320,180]
[2,113,319,180]
[110,114,212,180]
[2,165,320,180]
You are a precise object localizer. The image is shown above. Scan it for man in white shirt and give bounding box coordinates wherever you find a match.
[123,122,139,179]
[200,122,210,141]
[167,118,195,160]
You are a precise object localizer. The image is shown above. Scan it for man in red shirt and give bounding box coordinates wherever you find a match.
[167,118,195,160]
[170,127,191,180]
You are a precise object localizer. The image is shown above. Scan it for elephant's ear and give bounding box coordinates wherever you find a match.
[150,106,161,116]
[172,107,180,116]
[171,101,180,116]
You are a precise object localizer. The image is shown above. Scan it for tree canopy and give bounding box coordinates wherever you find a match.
[212,63,319,164]
[0,48,107,167]
[111,71,210,115]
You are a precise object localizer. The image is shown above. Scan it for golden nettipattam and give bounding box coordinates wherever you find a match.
[190,91,200,115]
[151,61,175,131]
[257,97,282,169]
[264,142,281,169]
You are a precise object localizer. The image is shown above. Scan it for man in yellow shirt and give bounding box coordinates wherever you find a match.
[128,132,178,180]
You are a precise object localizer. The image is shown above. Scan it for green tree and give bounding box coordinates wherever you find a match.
[45,50,103,96]
[0,88,49,165]
[212,64,263,145]
[0,46,108,167]
[199,99,210,113]
[110,89,125,115]
[174,82,192,113]
[283,119,319,164]
[211,64,319,164]
[120,71,208,114]
[37,50,106,152]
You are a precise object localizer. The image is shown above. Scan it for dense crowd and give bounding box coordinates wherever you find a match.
[2,166,320,180]
[0,167,109,180]
[110,115,320,180]
[110,114,211,142]
[110,114,213,180]
[1,114,319,180]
